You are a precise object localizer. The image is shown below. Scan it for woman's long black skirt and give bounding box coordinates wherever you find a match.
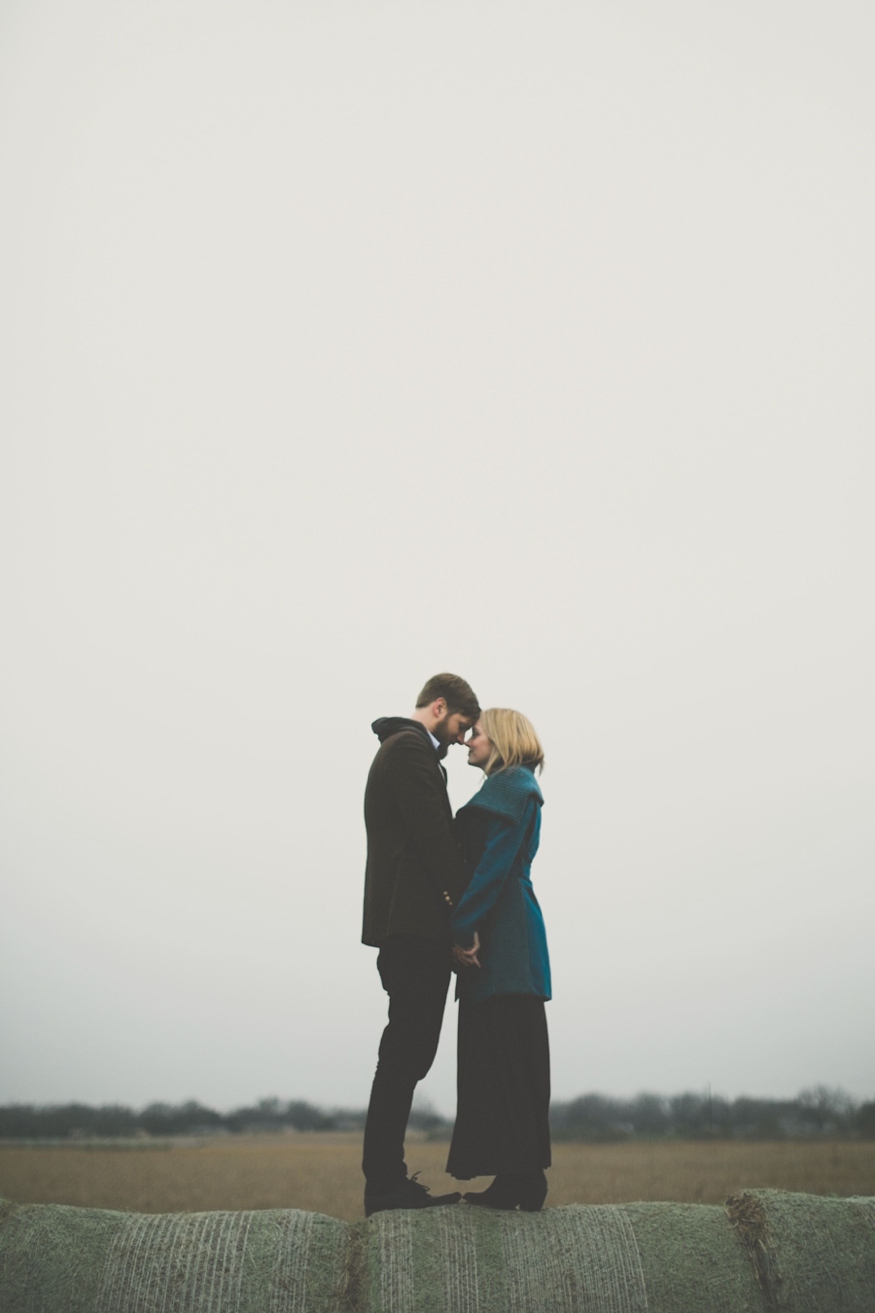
[446,993,551,1180]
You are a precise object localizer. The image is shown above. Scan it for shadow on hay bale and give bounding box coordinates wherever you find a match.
[1,1190,873,1312]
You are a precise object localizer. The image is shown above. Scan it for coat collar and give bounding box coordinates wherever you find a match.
[463,765,543,824]
[371,716,448,759]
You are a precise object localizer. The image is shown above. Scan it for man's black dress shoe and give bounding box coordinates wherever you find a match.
[365,1173,462,1217]
[463,1171,548,1212]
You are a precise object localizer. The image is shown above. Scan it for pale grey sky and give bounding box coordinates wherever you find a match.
[2,0,873,1116]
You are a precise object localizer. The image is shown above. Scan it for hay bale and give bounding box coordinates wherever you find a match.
[3,1191,875,1312]
[0,1198,349,1313]
[624,1202,764,1313]
[0,1196,124,1313]
[727,1189,875,1313]
[364,1201,762,1313]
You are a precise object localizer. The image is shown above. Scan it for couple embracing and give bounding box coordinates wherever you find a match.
[361,673,551,1217]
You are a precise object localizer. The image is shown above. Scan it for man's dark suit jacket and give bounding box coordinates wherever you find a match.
[362,717,466,947]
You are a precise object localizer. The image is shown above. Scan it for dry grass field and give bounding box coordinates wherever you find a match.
[2,1134,874,1221]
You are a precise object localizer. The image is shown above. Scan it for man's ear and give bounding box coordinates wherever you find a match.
[432,697,448,722]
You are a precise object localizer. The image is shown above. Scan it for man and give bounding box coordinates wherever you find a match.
[361,672,480,1216]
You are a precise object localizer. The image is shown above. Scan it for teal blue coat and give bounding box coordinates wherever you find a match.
[451,765,551,1004]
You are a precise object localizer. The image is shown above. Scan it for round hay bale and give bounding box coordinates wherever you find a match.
[365,1200,763,1313]
[727,1189,875,1313]
[0,1198,349,1313]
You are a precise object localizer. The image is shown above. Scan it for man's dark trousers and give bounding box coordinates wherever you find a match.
[362,935,452,1190]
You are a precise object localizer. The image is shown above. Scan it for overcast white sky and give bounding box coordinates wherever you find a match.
[2,0,873,1117]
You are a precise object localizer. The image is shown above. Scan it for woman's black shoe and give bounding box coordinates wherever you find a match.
[516,1170,548,1211]
[463,1171,547,1212]
[463,1175,519,1210]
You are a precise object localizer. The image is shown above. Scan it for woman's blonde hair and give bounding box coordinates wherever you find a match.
[479,708,544,776]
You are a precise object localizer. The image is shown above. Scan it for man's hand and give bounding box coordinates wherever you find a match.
[452,931,481,968]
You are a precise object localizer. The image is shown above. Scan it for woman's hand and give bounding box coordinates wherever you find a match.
[452,931,481,968]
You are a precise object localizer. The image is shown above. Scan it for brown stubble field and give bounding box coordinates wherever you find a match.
[1,1135,874,1222]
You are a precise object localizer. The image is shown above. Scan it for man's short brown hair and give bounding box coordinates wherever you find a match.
[416,673,480,721]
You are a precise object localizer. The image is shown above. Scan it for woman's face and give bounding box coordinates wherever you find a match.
[466,720,493,771]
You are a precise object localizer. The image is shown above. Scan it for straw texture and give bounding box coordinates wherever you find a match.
[727,1189,875,1313]
[0,1199,347,1313]
[363,1200,770,1313]
[2,1190,874,1312]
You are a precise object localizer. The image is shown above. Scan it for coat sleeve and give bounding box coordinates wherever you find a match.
[450,800,534,948]
[386,736,465,905]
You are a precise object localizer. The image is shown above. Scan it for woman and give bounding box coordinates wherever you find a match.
[448,708,551,1211]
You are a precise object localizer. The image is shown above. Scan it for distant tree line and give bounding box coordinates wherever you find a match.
[1,1086,873,1141]
[549,1087,875,1141]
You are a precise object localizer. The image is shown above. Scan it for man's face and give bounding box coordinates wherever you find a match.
[432,706,474,747]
